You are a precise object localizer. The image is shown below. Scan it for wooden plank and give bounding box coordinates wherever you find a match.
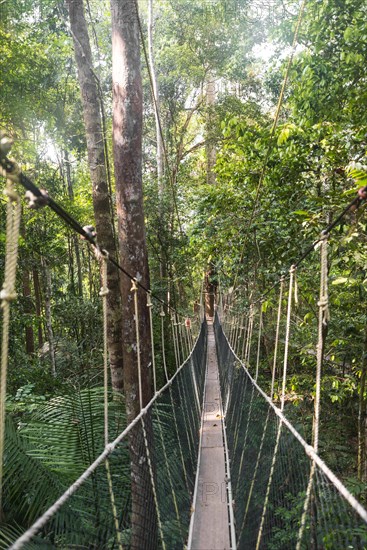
[190,323,231,550]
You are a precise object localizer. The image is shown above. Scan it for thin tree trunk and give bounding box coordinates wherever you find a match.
[111,0,155,547]
[147,0,168,292]
[206,74,216,185]
[33,269,43,349]
[67,0,124,393]
[65,149,83,297]
[22,269,35,354]
[147,0,164,199]
[358,318,367,481]
[42,259,56,377]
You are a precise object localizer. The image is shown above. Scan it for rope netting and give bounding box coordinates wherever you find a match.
[214,314,367,549]
[1,321,207,550]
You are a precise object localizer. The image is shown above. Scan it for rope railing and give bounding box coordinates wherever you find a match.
[214,314,367,549]
[4,321,207,549]
[0,133,206,549]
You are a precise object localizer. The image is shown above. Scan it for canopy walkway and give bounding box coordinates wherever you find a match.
[3,312,366,549]
[2,141,367,549]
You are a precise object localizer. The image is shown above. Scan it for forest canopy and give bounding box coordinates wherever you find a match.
[2,0,367,544]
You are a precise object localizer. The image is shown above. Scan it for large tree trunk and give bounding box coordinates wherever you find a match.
[111,0,155,547]
[67,0,124,393]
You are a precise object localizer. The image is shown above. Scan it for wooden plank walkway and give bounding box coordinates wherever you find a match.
[189,321,231,549]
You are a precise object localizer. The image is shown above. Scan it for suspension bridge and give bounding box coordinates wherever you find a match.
[1,130,367,549]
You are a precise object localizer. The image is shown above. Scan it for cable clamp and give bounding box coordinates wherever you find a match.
[81,225,97,241]
[25,189,49,209]
[146,292,153,308]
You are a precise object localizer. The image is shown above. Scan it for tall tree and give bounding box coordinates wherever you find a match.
[111,0,155,546]
[67,0,124,393]
[147,0,164,201]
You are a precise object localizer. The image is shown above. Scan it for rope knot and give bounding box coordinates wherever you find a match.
[4,186,19,202]
[130,279,138,293]
[0,287,17,305]
[99,288,110,297]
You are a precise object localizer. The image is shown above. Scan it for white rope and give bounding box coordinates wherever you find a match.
[240,312,249,360]
[236,303,265,540]
[296,233,329,549]
[10,323,204,550]
[171,314,180,369]
[255,304,263,382]
[220,311,367,548]
[271,277,284,400]
[155,405,184,542]
[256,267,295,549]
[97,251,110,446]
[0,177,21,514]
[281,265,296,411]
[95,250,124,550]
[147,292,157,395]
[141,416,167,550]
[160,306,169,382]
[131,279,143,411]
[234,307,255,497]
[130,279,166,546]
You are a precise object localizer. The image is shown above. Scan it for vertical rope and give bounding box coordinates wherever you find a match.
[97,250,123,550]
[241,312,249,360]
[131,279,143,411]
[171,314,180,369]
[160,306,169,382]
[99,252,110,446]
[281,265,296,411]
[147,292,157,395]
[0,178,21,514]
[234,305,255,496]
[160,306,188,488]
[255,304,263,382]
[271,277,285,400]
[140,416,167,550]
[131,281,166,549]
[155,404,184,544]
[255,267,296,550]
[236,302,264,540]
[296,234,329,550]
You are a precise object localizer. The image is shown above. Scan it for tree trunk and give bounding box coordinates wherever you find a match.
[147,0,164,200]
[22,269,35,354]
[206,74,216,185]
[358,317,367,481]
[111,0,155,547]
[65,149,83,298]
[204,266,217,319]
[67,0,124,393]
[33,269,43,349]
[42,260,56,377]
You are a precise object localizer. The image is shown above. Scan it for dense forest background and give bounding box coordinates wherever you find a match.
[2,0,367,539]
